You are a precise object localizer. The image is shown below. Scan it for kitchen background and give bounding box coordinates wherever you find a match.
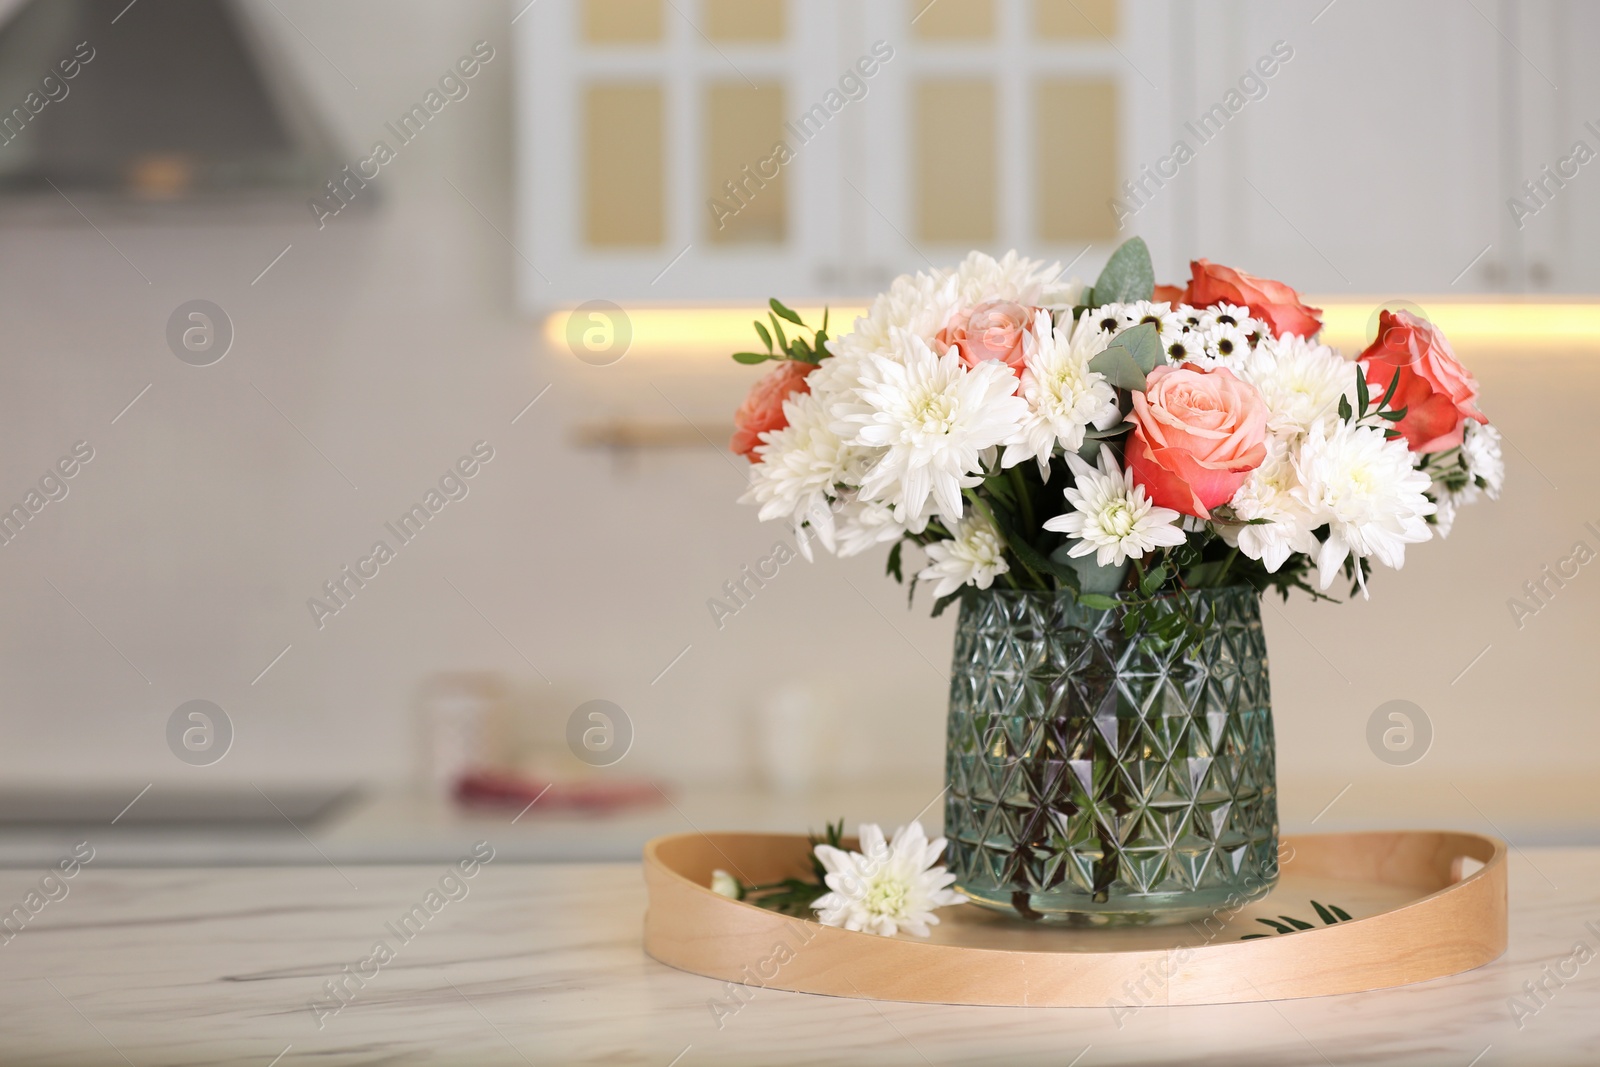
[1,0,1596,860]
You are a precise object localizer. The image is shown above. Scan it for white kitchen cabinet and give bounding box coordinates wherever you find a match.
[515,0,1600,310]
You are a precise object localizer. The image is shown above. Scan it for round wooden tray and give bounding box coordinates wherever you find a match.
[643,830,1507,1007]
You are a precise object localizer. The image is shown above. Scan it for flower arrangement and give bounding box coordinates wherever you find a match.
[730,239,1502,630]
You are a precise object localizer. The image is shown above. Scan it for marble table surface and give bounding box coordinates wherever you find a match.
[2,846,1597,1066]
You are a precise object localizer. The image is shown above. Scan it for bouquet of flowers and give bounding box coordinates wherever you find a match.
[730,238,1501,632]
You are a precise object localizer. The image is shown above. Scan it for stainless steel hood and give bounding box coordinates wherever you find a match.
[0,0,342,204]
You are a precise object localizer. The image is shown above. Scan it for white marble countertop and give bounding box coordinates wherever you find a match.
[3,846,1597,1065]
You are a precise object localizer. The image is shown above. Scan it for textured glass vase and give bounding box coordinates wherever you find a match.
[944,586,1278,925]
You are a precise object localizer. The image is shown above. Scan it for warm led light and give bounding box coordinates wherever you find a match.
[543,301,1600,362]
[1319,302,1600,348]
[544,306,867,363]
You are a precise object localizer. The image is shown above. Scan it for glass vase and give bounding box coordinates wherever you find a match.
[943,585,1278,926]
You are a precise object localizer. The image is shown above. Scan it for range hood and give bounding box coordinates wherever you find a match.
[0,0,342,203]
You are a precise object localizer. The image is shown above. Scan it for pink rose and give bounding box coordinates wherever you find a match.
[731,361,813,462]
[1184,259,1323,339]
[937,300,1035,374]
[1358,310,1487,453]
[1128,365,1269,518]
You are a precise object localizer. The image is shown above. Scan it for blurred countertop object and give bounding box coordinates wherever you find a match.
[0,770,1593,867]
[0,851,1596,1063]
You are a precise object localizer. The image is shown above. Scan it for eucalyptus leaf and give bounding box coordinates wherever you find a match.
[1111,321,1162,373]
[1088,236,1155,306]
[1088,344,1148,392]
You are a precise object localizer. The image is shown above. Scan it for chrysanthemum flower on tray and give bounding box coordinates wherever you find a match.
[730,239,1503,639]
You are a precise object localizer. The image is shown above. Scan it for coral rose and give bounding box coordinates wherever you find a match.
[1358,310,1487,453]
[1128,364,1269,518]
[730,360,813,462]
[1184,259,1323,338]
[937,300,1035,374]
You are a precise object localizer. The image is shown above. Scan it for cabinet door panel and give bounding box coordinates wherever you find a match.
[1188,0,1501,293]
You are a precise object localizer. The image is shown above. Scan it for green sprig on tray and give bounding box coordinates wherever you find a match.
[1237,900,1354,939]
[719,820,844,917]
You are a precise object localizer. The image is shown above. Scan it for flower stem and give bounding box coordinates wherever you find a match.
[1008,465,1035,532]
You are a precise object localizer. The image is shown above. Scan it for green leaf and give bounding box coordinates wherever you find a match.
[1329,903,1353,922]
[1256,918,1293,934]
[753,320,773,353]
[1375,364,1400,412]
[732,351,772,364]
[1088,344,1148,392]
[770,313,789,351]
[1280,915,1315,931]
[1089,236,1156,306]
[1356,367,1370,415]
[1083,423,1131,440]
[1311,900,1338,926]
[822,307,830,333]
[1076,593,1120,611]
[1239,933,1270,940]
[1377,406,1408,421]
[930,590,965,618]
[1138,564,1168,595]
[791,335,812,361]
[769,298,805,326]
[1111,321,1162,373]
[886,540,904,583]
[1338,395,1353,423]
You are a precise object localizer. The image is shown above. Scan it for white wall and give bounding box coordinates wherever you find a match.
[0,2,1595,827]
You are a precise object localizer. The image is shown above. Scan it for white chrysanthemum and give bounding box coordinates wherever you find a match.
[836,330,1028,523]
[1428,421,1503,538]
[1043,446,1187,567]
[812,821,965,938]
[1200,321,1251,363]
[1294,420,1435,593]
[1001,309,1120,479]
[1462,421,1505,499]
[1221,445,1320,572]
[917,512,1010,597]
[1112,299,1185,352]
[1234,334,1357,439]
[741,392,870,552]
[832,494,912,556]
[827,251,1080,372]
[1176,304,1267,368]
[1197,303,1268,341]
[948,249,1081,311]
[827,268,959,370]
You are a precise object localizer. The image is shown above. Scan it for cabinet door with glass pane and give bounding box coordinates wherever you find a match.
[847,0,1174,291]
[515,0,1159,309]
[518,0,845,307]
